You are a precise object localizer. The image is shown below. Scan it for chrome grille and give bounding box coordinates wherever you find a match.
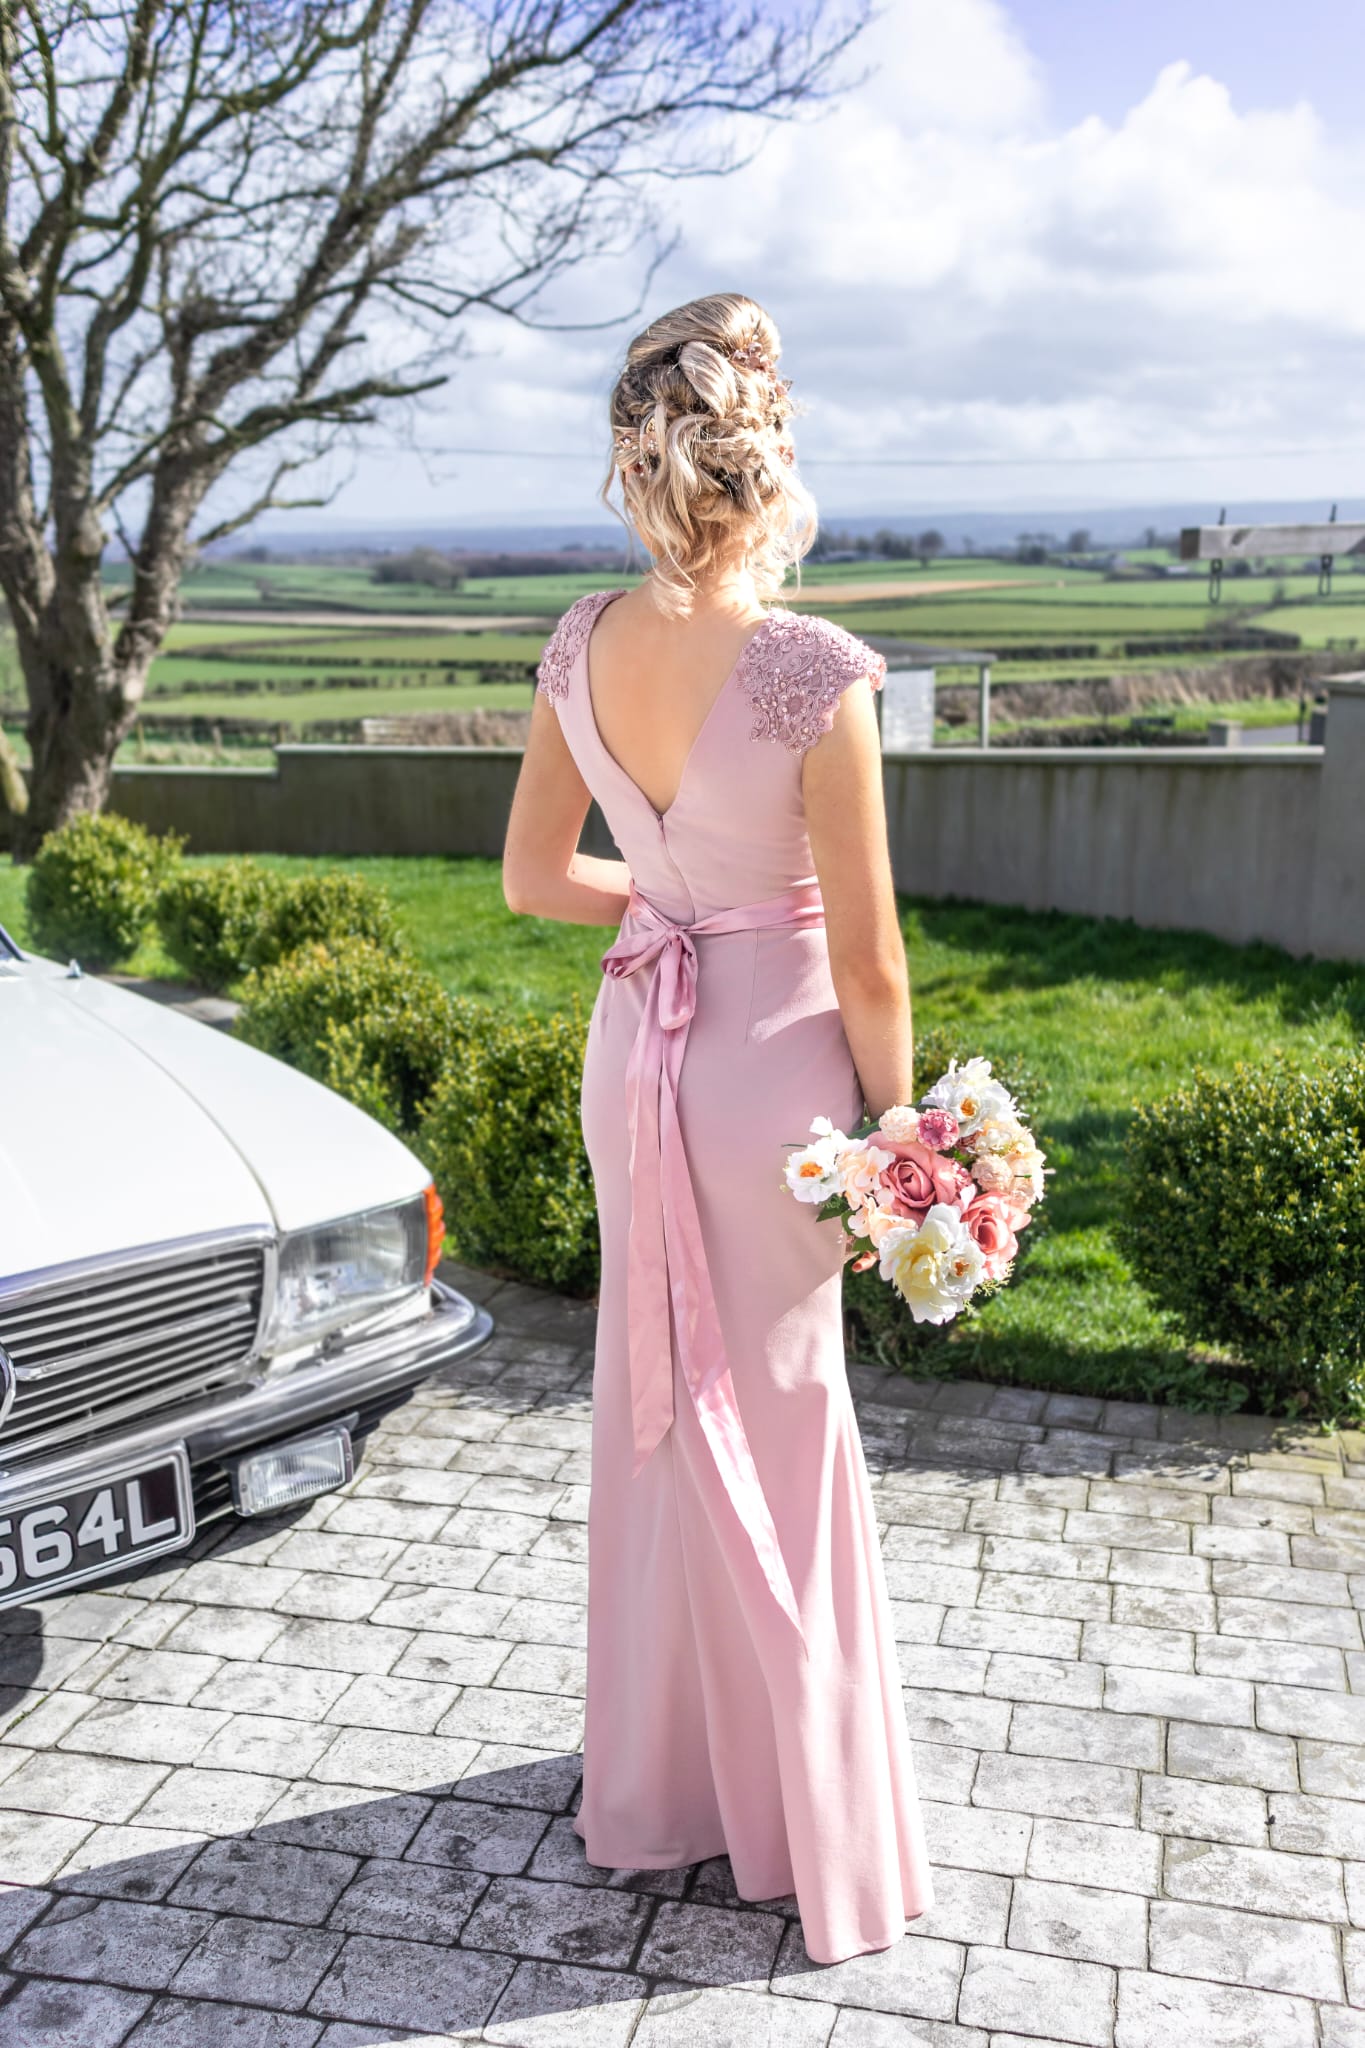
[0,1239,267,1467]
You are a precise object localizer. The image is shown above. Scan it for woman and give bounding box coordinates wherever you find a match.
[502,291,933,1965]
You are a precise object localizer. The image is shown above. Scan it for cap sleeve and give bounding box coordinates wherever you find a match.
[738,612,886,753]
[535,589,620,703]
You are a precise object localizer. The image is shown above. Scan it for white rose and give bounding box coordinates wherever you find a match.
[921,1057,1017,1137]
[878,1203,985,1323]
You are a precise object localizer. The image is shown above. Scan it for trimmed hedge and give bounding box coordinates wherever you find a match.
[234,936,598,1294]
[235,939,461,1137]
[419,1002,598,1296]
[156,859,286,991]
[1117,1050,1365,1419]
[243,870,406,972]
[26,813,182,969]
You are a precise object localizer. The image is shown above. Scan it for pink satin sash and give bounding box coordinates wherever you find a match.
[600,877,826,1655]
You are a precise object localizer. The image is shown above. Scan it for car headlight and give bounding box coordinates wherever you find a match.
[262,1185,444,1354]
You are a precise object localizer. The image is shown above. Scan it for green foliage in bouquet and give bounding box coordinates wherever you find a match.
[236,937,461,1137]
[26,812,182,969]
[1117,1050,1365,1421]
[419,1000,599,1297]
[843,1028,1052,1375]
[156,857,286,990]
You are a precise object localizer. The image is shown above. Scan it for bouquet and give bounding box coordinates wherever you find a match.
[783,1057,1049,1324]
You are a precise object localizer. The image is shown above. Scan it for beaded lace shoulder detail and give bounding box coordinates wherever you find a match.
[736,612,887,753]
[535,589,623,702]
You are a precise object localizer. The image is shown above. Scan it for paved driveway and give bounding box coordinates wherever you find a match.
[1,1263,1363,2047]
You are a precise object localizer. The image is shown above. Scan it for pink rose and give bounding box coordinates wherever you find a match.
[877,1138,974,1224]
[961,1192,1024,1280]
[916,1108,959,1151]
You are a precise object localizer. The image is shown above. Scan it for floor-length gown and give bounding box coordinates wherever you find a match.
[536,588,934,1966]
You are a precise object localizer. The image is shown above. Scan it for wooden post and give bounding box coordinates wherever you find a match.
[979,662,992,748]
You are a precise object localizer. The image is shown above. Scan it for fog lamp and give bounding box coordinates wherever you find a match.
[230,1426,353,1517]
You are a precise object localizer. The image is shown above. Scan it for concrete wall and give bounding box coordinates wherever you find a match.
[110,746,619,860]
[882,748,1322,952]
[98,674,1365,963]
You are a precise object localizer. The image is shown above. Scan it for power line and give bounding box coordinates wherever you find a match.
[428,442,1363,469]
[803,447,1365,470]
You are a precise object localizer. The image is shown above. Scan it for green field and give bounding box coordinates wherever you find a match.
[4,851,1360,1414]
[5,552,1362,758]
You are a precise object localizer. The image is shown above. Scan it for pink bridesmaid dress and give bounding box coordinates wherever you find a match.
[535,588,934,1966]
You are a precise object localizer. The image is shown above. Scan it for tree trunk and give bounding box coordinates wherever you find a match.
[0,726,27,832]
[10,641,140,860]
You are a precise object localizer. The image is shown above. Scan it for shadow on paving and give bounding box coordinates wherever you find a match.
[0,1262,1351,2043]
[0,1740,833,2042]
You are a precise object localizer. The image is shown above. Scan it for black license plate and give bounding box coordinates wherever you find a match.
[0,1448,194,1607]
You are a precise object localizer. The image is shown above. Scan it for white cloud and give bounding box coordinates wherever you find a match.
[316,0,1365,526]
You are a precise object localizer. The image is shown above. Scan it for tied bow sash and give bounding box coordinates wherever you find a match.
[600,878,826,1654]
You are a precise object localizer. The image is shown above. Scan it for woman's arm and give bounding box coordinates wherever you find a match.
[503,692,633,925]
[803,677,914,1118]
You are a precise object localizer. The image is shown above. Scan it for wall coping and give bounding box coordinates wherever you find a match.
[273,744,522,762]
[882,745,1323,766]
[114,763,278,781]
[110,742,1328,778]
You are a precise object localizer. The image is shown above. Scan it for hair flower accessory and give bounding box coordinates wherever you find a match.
[731,338,774,374]
[613,416,660,478]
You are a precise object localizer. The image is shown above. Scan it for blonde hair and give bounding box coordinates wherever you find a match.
[601,292,817,616]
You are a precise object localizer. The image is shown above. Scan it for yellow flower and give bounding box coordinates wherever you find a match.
[878,1206,985,1323]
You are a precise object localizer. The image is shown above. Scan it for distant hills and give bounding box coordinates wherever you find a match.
[232,497,1360,560]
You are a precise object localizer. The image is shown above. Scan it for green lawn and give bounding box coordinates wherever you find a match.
[5,851,1361,1414]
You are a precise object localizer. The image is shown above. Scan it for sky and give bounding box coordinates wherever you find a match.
[278,0,1365,533]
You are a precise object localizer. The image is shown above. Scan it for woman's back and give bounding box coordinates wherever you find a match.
[536,585,887,919]
[580,584,768,818]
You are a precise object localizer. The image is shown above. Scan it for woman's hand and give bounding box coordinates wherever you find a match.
[803,676,914,1118]
[503,692,634,926]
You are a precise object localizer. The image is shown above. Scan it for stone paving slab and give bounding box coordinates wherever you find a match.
[1,1260,1363,2045]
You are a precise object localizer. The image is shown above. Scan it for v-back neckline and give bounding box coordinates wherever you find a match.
[580,591,773,824]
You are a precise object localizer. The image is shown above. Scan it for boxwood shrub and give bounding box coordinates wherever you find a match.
[26,813,182,969]
[235,938,461,1137]
[243,869,406,972]
[419,1002,599,1297]
[156,858,286,991]
[1117,1050,1365,1418]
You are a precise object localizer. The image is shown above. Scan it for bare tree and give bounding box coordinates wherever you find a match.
[0,0,862,854]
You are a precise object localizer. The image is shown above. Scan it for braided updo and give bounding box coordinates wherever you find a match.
[601,292,817,616]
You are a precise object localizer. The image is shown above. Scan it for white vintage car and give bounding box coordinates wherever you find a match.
[0,919,492,1608]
